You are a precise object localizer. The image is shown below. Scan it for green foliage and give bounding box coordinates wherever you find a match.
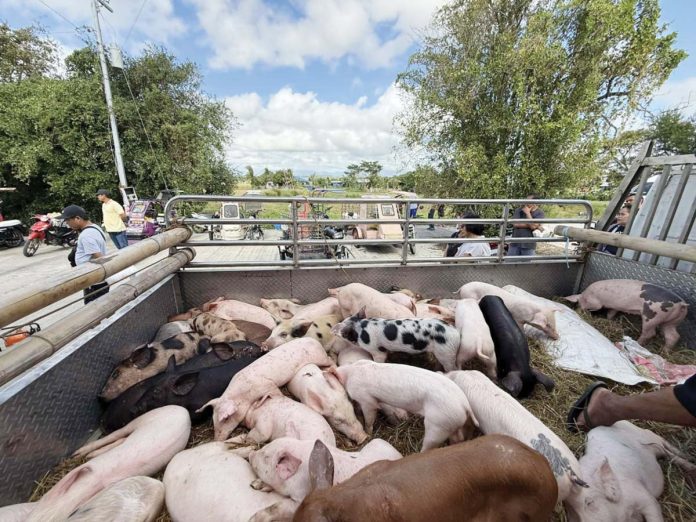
[396,0,686,199]
[0,23,58,82]
[344,160,384,190]
[649,110,696,155]
[0,26,236,219]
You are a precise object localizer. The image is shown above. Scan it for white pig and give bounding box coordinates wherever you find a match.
[164,442,287,522]
[288,364,367,444]
[27,406,190,522]
[204,298,277,330]
[415,303,456,323]
[199,338,334,440]
[335,360,478,451]
[0,503,35,522]
[66,476,164,522]
[385,291,416,312]
[247,437,401,502]
[336,345,372,366]
[447,370,585,504]
[457,281,559,339]
[328,283,415,319]
[454,299,497,376]
[259,297,340,321]
[568,421,696,522]
[226,392,336,447]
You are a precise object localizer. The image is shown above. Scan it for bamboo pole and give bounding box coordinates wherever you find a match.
[0,248,195,386]
[554,226,696,264]
[0,226,192,328]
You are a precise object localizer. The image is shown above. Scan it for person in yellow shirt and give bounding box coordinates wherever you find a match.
[96,189,128,249]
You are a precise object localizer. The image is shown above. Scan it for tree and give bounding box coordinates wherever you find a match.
[396,0,686,199]
[0,26,236,218]
[0,23,58,82]
[649,110,696,155]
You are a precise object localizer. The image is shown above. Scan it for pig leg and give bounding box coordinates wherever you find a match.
[638,497,664,522]
[380,403,409,424]
[661,323,681,352]
[606,309,618,319]
[249,498,300,522]
[250,479,274,492]
[432,349,457,372]
[637,318,659,348]
[372,351,388,363]
[420,419,451,452]
[356,399,379,436]
[73,422,135,458]
[83,437,126,459]
[483,357,497,379]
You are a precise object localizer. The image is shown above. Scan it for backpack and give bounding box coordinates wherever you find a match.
[68,225,106,267]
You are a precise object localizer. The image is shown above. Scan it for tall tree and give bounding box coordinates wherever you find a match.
[649,110,696,155]
[0,23,58,82]
[396,0,685,198]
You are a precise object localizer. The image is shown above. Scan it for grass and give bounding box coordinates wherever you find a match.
[31,297,694,521]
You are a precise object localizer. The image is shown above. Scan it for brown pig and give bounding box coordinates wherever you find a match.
[261,314,341,350]
[293,436,558,522]
[191,312,246,344]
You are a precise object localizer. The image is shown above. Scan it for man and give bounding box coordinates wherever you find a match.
[59,205,109,304]
[509,194,544,256]
[97,189,128,249]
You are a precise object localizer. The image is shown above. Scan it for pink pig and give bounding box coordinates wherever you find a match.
[328,283,415,319]
[204,298,278,330]
[454,299,497,376]
[564,279,688,351]
[199,338,334,441]
[259,297,340,321]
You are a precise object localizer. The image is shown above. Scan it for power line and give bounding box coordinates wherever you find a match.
[124,0,149,47]
[34,0,80,30]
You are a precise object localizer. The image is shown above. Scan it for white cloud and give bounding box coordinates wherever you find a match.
[224,84,410,175]
[188,0,448,70]
[652,76,696,113]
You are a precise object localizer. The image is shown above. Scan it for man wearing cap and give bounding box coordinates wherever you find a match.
[59,205,109,304]
[97,189,128,249]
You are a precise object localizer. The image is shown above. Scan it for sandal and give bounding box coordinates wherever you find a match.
[566,381,608,433]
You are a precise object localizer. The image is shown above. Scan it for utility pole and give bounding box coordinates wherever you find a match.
[91,0,133,207]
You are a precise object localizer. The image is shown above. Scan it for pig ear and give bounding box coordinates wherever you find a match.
[286,420,300,439]
[322,370,343,391]
[306,390,326,412]
[357,306,367,320]
[599,459,622,503]
[251,394,274,410]
[324,366,344,386]
[308,440,334,492]
[165,355,177,373]
[197,337,212,354]
[195,397,219,414]
[53,465,92,496]
[129,346,156,369]
[172,373,198,396]
[501,372,523,397]
[564,294,580,303]
[291,320,314,338]
[327,288,338,297]
[217,399,238,422]
[276,451,302,480]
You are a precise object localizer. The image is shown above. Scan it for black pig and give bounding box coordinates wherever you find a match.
[478,295,554,399]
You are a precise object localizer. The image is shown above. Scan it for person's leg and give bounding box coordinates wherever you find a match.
[116,231,129,249]
[508,244,521,256]
[574,380,696,431]
[520,247,536,257]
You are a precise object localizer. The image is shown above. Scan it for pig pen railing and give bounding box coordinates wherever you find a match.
[164,195,594,269]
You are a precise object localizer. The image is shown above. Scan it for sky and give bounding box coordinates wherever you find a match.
[2,0,695,179]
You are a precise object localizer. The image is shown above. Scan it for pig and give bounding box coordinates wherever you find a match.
[227,393,336,446]
[164,443,287,522]
[478,295,554,398]
[204,298,278,330]
[0,503,35,522]
[454,298,496,376]
[328,283,415,319]
[422,297,459,310]
[384,291,416,312]
[336,345,372,366]
[66,476,164,522]
[564,279,688,351]
[190,312,246,344]
[199,337,334,440]
[332,308,460,370]
[294,436,558,522]
[260,297,340,321]
[389,286,421,300]
[567,421,696,522]
[335,360,478,450]
[458,281,559,339]
[102,350,263,432]
[152,320,193,343]
[26,406,189,522]
[99,333,210,402]
[262,314,341,351]
[167,307,202,322]
[288,364,367,444]
[447,370,586,503]
[415,302,456,323]
[247,436,401,503]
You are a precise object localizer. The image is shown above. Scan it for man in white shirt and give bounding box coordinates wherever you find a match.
[97,189,128,249]
[455,212,491,258]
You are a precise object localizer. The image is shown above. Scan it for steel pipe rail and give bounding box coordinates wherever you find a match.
[0,226,192,328]
[0,248,195,386]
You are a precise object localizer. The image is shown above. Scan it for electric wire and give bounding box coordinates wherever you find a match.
[123,0,149,47]
[34,0,80,30]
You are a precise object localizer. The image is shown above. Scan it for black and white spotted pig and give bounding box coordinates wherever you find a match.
[261,314,341,351]
[564,279,688,351]
[331,308,460,371]
[99,333,210,401]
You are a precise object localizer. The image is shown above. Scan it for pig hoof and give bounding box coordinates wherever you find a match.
[250,479,272,492]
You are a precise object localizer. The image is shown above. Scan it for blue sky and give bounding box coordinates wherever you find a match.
[2,0,695,178]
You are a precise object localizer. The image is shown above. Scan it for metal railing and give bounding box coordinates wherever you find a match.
[164,195,593,269]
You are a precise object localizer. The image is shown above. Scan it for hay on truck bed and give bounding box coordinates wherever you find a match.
[30,309,696,522]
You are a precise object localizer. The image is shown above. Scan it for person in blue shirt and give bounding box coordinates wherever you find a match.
[59,205,109,304]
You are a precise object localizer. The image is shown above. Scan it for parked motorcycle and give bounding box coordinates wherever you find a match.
[0,199,25,249]
[23,213,78,257]
[244,209,264,240]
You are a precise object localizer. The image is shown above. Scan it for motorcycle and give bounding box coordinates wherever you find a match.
[23,213,78,257]
[244,209,264,241]
[0,199,25,249]
[191,212,221,241]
